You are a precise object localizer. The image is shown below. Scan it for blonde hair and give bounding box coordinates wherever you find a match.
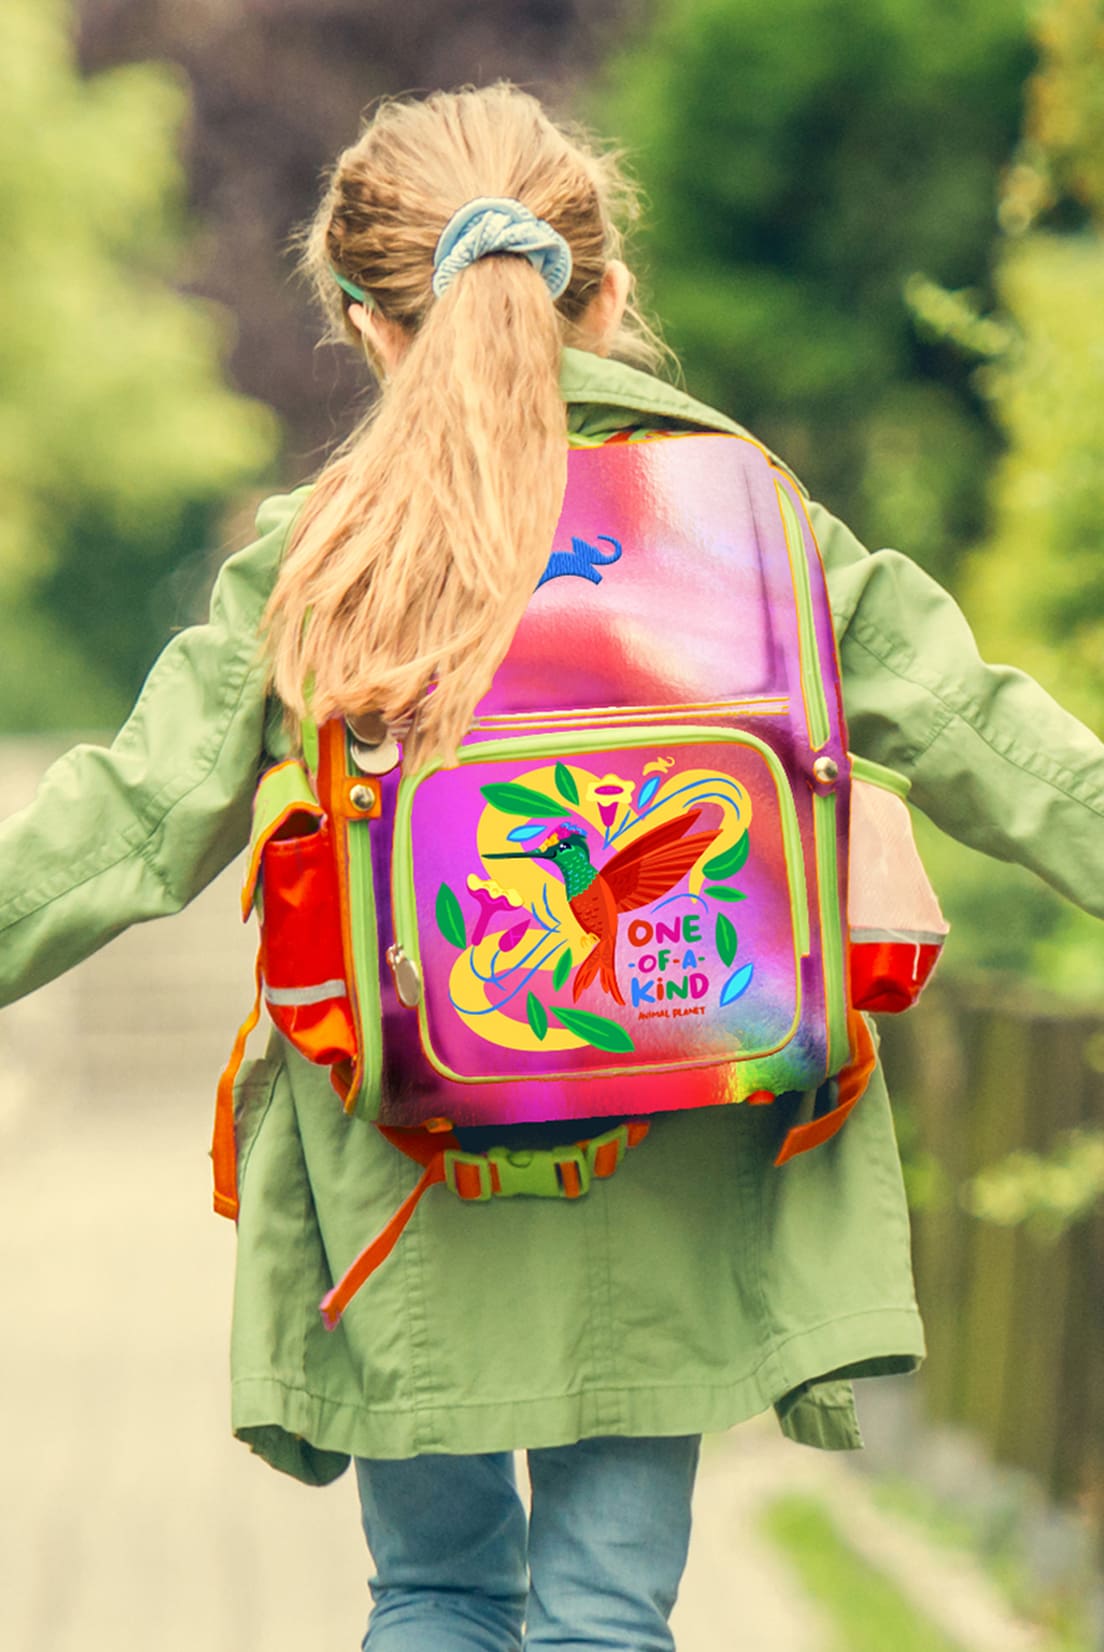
[264,84,665,771]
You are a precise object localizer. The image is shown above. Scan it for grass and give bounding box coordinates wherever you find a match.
[759,1493,969,1652]
[869,1475,1095,1652]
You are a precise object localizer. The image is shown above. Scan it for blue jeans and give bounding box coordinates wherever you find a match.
[354,1434,701,1649]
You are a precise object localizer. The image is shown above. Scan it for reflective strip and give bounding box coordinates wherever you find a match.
[850,927,947,946]
[264,978,348,1007]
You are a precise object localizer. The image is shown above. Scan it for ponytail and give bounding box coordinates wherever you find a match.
[266,253,565,770]
[263,85,666,770]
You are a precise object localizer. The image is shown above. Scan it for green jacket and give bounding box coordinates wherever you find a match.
[2,352,1102,1484]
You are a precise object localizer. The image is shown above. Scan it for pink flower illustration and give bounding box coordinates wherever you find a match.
[466,875,533,948]
[586,773,636,828]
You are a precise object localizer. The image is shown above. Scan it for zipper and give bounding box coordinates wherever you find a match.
[392,721,812,1005]
[343,750,384,1119]
[778,477,849,1059]
[812,790,849,1072]
[775,482,831,752]
[472,697,791,733]
[386,944,422,1007]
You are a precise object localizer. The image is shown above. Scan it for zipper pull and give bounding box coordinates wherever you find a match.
[386,944,422,1008]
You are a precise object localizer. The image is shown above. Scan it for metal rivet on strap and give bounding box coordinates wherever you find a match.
[812,756,839,786]
[349,782,378,812]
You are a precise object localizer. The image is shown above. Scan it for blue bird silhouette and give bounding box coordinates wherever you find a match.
[537,535,622,590]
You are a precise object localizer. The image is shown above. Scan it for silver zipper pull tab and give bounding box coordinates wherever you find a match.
[346,712,402,777]
[386,944,422,1008]
[349,735,402,777]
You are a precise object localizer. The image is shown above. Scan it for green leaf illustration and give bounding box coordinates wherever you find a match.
[435,883,467,948]
[705,886,746,904]
[550,1005,635,1054]
[552,949,573,991]
[703,831,750,880]
[715,913,738,967]
[526,992,549,1041]
[480,781,564,817]
[554,763,580,804]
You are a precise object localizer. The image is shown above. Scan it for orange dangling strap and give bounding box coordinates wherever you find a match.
[319,1153,450,1330]
[211,949,264,1220]
[318,1120,652,1329]
[773,1008,877,1166]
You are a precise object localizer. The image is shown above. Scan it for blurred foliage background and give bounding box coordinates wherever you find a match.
[5,0,634,728]
[3,2,1101,974]
[598,0,1031,592]
[6,0,1096,1000]
[1,0,278,729]
[4,0,1103,1614]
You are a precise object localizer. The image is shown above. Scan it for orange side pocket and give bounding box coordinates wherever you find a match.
[258,815,358,1068]
[242,760,359,1071]
[848,769,948,1015]
[214,763,360,1219]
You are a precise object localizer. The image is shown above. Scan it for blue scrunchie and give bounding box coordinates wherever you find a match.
[432,196,573,301]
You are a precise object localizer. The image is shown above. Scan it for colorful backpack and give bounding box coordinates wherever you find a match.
[213,432,946,1325]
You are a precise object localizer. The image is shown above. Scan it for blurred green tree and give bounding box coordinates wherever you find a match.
[0,0,277,730]
[74,0,638,470]
[596,0,1032,586]
[962,0,1104,732]
[909,0,1104,1000]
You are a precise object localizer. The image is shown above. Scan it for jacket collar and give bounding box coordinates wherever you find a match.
[558,348,805,494]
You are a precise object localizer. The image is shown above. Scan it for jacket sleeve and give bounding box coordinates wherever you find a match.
[0,489,308,1006]
[811,501,1104,922]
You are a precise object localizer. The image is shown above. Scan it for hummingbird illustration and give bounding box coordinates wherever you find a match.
[487,809,722,1006]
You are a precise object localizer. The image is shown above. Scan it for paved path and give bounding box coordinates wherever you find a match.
[0,741,1042,1650]
[0,945,1042,1652]
[2,967,836,1652]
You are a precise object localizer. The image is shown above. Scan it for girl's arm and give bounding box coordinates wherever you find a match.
[813,503,1104,920]
[0,489,308,1007]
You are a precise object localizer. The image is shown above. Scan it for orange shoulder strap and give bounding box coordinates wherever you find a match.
[773,1008,877,1165]
[210,949,264,1220]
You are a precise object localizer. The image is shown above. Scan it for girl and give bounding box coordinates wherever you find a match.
[2,83,1102,1651]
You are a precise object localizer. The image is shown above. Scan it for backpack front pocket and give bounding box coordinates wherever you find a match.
[392,723,817,1087]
